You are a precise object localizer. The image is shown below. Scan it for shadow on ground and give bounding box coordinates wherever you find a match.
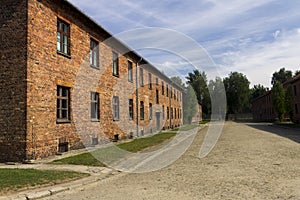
[246,123,300,143]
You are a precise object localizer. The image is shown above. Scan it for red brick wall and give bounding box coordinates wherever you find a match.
[252,91,276,122]
[291,76,300,123]
[0,0,28,162]
[23,0,184,160]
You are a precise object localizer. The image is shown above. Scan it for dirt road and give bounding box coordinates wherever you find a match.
[43,122,300,200]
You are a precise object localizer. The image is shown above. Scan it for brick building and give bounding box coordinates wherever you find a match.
[291,74,300,123]
[191,103,202,123]
[0,0,184,162]
[252,75,300,123]
[252,91,276,122]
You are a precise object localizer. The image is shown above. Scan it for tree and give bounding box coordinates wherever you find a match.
[250,84,268,102]
[186,70,211,117]
[272,81,285,122]
[223,72,250,114]
[271,68,292,86]
[171,76,185,87]
[295,70,300,76]
[183,85,198,124]
[208,77,226,120]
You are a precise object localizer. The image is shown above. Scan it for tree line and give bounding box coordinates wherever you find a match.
[172,68,299,123]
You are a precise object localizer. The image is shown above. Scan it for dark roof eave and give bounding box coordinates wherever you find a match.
[63,0,184,91]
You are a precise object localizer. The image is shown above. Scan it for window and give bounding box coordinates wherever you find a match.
[166,85,169,97]
[140,68,144,86]
[167,107,169,120]
[57,86,70,122]
[162,106,165,119]
[57,19,70,56]
[171,107,173,119]
[128,61,133,82]
[129,99,134,120]
[294,85,297,96]
[170,88,173,98]
[156,90,159,104]
[148,73,152,90]
[90,39,99,68]
[162,82,165,95]
[140,101,144,120]
[91,92,100,120]
[156,78,159,85]
[149,103,153,120]
[174,109,176,119]
[296,104,299,114]
[174,89,176,100]
[112,51,119,76]
[113,96,119,121]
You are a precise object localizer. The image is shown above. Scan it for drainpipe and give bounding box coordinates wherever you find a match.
[136,57,143,137]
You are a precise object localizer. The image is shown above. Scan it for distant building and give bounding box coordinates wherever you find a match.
[0,0,184,162]
[252,74,300,124]
[191,103,202,123]
[291,74,300,123]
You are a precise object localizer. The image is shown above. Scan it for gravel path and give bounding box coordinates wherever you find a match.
[43,122,300,200]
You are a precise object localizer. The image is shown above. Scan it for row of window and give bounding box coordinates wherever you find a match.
[57,85,182,123]
[56,18,182,103]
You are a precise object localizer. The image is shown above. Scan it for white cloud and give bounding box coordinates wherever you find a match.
[216,28,300,87]
[68,0,300,87]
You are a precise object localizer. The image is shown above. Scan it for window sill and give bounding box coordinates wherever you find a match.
[91,119,100,122]
[113,119,120,122]
[113,74,120,78]
[128,80,133,83]
[56,119,71,124]
[57,51,71,59]
[90,65,100,70]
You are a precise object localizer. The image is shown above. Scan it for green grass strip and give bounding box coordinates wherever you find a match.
[51,132,177,167]
[0,168,88,194]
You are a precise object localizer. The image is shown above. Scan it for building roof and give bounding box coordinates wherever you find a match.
[62,0,184,92]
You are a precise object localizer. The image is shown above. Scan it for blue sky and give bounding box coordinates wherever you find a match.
[69,0,300,87]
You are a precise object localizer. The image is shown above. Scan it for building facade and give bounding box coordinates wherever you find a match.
[252,91,276,122]
[252,75,300,123]
[291,75,300,123]
[0,0,184,162]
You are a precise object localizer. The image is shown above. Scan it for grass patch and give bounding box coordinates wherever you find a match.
[274,122,300,129]
[51,152,106,167]
[199,119,210,124]
[0,168,88,194]
[117,132,175,152]
[51,132,176,167]
[171,123,201,132]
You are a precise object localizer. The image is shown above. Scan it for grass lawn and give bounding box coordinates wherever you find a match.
[51,132,176,167]
[0,168,88,195]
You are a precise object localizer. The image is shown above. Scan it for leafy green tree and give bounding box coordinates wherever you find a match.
[271,68,292,86]
[272,81,286,122]
[295,70,300,76]
[171,76,185,87]
[250,84,268,102]
[208,77,227,120]
[186,70,211,117]
[183,85,198,124]
[223,72,250,114]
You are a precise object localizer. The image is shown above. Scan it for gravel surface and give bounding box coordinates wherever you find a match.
[43,122,300,200]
